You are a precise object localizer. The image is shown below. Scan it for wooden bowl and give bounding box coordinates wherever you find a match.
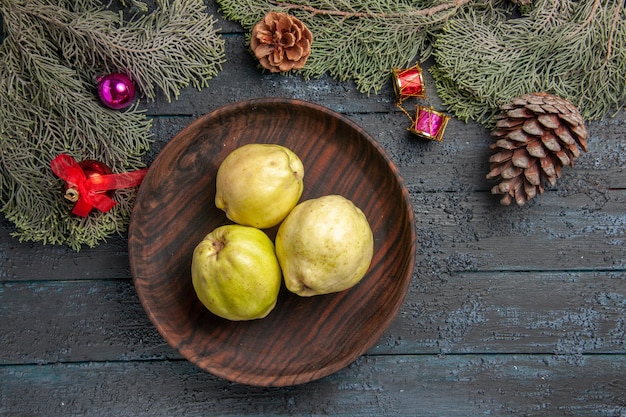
[128,98,416,387]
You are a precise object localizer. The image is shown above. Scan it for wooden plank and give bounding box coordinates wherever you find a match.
[2,110,624,281]
[148,114,626,193]
[0,219,131,281]
[207,2,243,34]
[360,112,626,191]
[412,190,626,272]
[2,188,624,280]
[2,271,624,365]
[0,280,176,365]
[379,270,626,357]
[140,35,395,116]
[1,3,624,416]
[1,355,624,416]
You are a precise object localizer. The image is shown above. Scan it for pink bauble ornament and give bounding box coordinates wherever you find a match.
[97,73,136,109]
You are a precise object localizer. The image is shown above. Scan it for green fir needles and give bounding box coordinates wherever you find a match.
[217,0,476,93]
[218,0,625,124]
[432,0,625,125]
[0,0,225,249]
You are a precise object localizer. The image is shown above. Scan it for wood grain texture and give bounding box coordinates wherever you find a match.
[128,99,416,386]
[2,271,623,365]
[1,70,622,282]
[1,3,625,414]
[2,355,624,417]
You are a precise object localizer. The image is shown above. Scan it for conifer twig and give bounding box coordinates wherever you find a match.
[605,0,622,63]
[569,0,623,63]
[271,0,473,19]
[218,0,623,120]
[570,0,601,36]
[0,0,225,249]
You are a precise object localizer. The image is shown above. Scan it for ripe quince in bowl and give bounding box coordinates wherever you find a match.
[129,98,416,387]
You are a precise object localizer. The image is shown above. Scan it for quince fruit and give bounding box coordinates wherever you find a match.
[215,143,304,229]
[191,224,282,321]
[275,195,374,297]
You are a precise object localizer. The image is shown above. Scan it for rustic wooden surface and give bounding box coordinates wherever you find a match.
[1,1,625,416]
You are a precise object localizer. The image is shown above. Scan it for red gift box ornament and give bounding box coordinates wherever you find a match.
[409,106,450,142]
[51,154,147,217]
[392,63,426,103]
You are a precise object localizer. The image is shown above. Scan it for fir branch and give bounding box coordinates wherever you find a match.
[574,0,601,33]
[118,0,149,13]
[605,0,622,62]
[220,0,623,123]
[6,0,225,102]
[0,0,226,249]
[432,0,625,125]
[0,35,152,248]
[270,0,473,19]
[218,0,487,93]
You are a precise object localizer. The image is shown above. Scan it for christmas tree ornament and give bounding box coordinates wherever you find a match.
[390,63,447,142]
[0,0,225,249]
[250,11,313,73]
[63,159,115,205]
[97,72,136,109]
[392,63,426,103]
[408,106,450,142]
[486,92,589,206]
[51,154,148,217]
[219,0,624,121]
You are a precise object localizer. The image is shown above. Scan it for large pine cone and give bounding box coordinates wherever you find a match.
[250,12,313,73]
[487,92,589,206]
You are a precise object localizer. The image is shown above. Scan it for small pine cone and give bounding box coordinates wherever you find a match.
[250,12,313,73]
[486,92,589,206]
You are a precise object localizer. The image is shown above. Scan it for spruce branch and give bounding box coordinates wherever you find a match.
[220,0,623,123]
[432,0,625,124]
[218,0,487,93]
[119,0,149,12]
[573,0,601,33]
[270,0,473,19]
[6,0,225,102]
[0,0,225,249]
[605,0,623,62]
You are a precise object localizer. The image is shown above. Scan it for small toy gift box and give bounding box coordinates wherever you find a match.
[392,64,426,103]
[408,106,450,142]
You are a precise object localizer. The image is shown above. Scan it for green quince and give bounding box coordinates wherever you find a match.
[275,195,374,297]
[191,224,282,321]
[215,143,304,229]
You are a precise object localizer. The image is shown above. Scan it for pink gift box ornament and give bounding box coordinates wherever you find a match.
[409,106,450,142]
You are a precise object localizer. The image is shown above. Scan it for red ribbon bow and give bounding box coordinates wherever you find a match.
[51,154,147,217]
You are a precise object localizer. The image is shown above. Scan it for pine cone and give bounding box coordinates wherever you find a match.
[250,12,313,73]
[486,92,589,206]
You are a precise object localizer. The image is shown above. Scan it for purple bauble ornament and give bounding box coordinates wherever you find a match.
[97,72,136,110]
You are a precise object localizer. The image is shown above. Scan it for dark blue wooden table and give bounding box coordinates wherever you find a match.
[1,2,625,415]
